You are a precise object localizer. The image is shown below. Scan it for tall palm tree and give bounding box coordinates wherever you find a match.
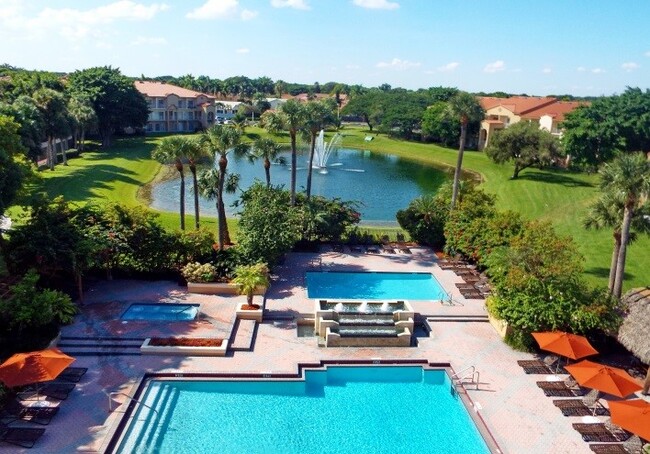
[447,92,485,210]
[279,99,306,206]
[183,138,205,230]
[152,136,194,230]
[68,95,96,153]
[33,88,70,170]
[251,137,283,187]
[600,153,650,298]
[199,125,248,249]
[304,100,336,200]
[584,191,650,293]
[197,169,240,247]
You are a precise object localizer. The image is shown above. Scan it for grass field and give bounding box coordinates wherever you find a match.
[35,126,650,290]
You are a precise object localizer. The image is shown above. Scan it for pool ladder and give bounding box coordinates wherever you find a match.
[451,365,480,390]
[107,391,159,416]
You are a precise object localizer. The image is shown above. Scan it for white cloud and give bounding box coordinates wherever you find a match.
[542,67,552,74]
[376,58,420,70]
[271,0,310,10]
[236,47,250,54]
[352,0,399,10]
[345,64,361,69]
[483,60,505,73]
[621,62,639,72]
[186,0,257,20]
[437,61,459,72]
[645,51,650,57]
[576,66,586,72]
[591,68,605,74]
[0,1,169,41]
[131,35,167,46]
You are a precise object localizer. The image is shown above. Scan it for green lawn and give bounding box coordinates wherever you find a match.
[35,126,650,290]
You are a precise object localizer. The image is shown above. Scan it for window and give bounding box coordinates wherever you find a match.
[178,100,185,108]
[155,123,160,132]
[147,123,152,131]
[188,100,194,108]
[157,99,165,108]
[158,112,164,120]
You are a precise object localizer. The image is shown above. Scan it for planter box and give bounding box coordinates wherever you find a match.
[487,312,512,339]
[140,338,228,356]
[187,282,267,296]
[236,302,263,322]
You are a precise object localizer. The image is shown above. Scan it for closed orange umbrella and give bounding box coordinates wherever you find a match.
[609,399,650,441]
[532,331,598,360]
[0,348,75,388]
[565,360,642,398]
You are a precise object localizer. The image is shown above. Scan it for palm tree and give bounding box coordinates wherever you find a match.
[279,99,306,206]
[196,169,240,247]
[600,153,650,298]
[304,100,336,200]
[584,191,650,293]
[232,263,270,306]
[33,88,70,170]
[183,138,205,230]
[68,95,96,153]
[152,136,196,230]
[251,137,283,187]
[447,92,485,210]
[199,125,248,249]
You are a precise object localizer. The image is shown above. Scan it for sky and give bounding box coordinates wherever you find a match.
[1,0,649,96]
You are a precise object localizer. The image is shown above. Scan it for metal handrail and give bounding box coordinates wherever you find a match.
[451,366,480,390]
[108,391,159,416]
[451,365,475,381]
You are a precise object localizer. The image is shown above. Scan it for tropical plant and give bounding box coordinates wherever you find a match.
[396,195,449,248]
[250,137,283,187]
[303,99,336,199]
[182,138,205,230]
[232,263,270,305]
[32,87,70,169]
[447,92,485,209]
[277,99,306,205]
[599,153,650,298]
[485,121,563,179]
[181,262,217,283]
[67,94,96,152]
[152,136,193,230]
[0,115,29,217]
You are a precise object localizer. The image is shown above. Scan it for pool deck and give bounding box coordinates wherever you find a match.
[5,247,639,453]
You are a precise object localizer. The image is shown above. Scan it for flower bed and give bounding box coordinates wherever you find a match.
[141,337,227,356]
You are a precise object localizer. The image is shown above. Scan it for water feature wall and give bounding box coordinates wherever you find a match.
[314,300,414,347]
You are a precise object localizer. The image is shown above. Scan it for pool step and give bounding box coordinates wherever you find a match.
[57,336,145,356]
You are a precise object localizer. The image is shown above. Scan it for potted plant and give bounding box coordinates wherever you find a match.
[233,263,269,321]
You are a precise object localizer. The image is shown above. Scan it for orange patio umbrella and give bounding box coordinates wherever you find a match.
[564,360,643,398]
[609,399,650,442]
[532,331,598,360]
[0,348,75,388]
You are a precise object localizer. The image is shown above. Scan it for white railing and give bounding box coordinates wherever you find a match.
[107,391,158,416]
[450,365,480,390]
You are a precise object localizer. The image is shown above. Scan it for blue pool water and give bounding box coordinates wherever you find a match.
[306,271,448,300]
[121,303,199,321]
[115,366,490,454]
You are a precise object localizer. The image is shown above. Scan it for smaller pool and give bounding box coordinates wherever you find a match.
[121,303,199,321]
[306,271,448,300]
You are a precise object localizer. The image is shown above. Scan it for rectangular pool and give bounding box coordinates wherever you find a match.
[114,366,491,454]
[121,303,199,321]
[306,271,448,300]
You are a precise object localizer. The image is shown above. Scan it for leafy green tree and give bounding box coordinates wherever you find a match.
[0,115,30,217]
[199,125,248,248]
[599,153,650,298]
[584,191,650,293]
[250,137,283,187]
[67,66,148,148]
[421,102,458,146]
[303,99,336,199]
[447,92,485,209]
[232,263,270,306]
[237,183,302,265]
[297,194,360,242]
[485,121,563,179]
[0,96,44,162]
[396,195,449,248]
[67,94,96,152]
[152,136,194,230]
[33,88,70,169]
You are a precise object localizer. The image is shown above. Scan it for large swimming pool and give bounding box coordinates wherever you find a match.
[114,366,491,454]
[306,271,448,300]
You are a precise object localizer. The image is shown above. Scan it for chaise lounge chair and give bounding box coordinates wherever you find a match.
[0,421,45,449]
[58,367,88,383]
[1,398,59,425]
[536,376,585,397]
[589,444,628,454]
[517,356,559,374]
[19,382,76,401]
[554,390,609,417]
[572,423,629,443]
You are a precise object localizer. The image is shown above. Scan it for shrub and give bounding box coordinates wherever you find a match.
[396,195,448,248]
[297,195,360,242]
[181,262,217,283]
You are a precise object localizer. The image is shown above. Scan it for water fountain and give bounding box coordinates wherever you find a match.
[313,130,342,174]
[314,300,414,347]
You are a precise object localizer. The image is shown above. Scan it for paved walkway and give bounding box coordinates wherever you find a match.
[4,249,627,453]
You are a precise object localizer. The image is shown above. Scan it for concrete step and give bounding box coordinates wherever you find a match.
[229,319,257,351]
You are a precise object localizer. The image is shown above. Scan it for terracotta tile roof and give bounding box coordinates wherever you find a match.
[134,81,215,99]
[521,101,589,122]
[479,96,558,116]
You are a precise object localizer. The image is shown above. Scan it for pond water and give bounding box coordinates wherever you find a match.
[150,148,451,225]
